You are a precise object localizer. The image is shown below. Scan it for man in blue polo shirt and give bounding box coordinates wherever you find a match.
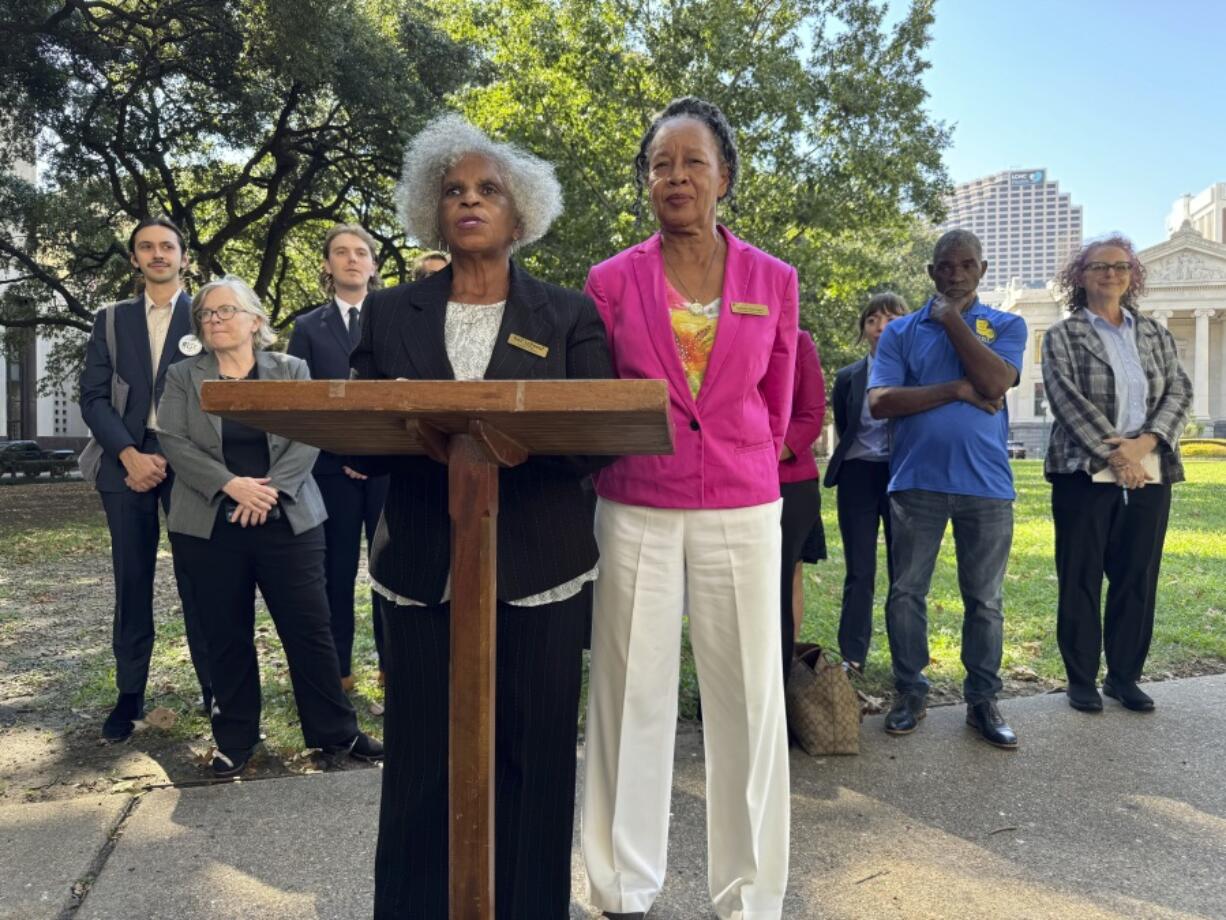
[868,229,1027,749]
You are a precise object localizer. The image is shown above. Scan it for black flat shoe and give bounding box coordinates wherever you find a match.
[884,691,927,735]
[1066,684,1103,713]
[101,692,144,742]
[211,748,252,778]
[966,700,1018,749]
[324,731,384,763]
[603,913,647,919]
[1103,678,1154,712]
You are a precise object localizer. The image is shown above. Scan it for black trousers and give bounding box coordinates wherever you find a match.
[374,587,588,919]
[780,478,822,681]
[1051,473,1172,688]
[169,517,358,753]
[316,472,389,675]
[99,430,210,697]
[835,458,894,664]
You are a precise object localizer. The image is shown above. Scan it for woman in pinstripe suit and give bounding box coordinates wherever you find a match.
[352,116,613,918]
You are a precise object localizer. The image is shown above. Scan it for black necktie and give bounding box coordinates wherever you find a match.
[347,306,361,349]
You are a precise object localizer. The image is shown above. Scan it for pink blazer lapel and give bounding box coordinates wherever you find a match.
[631,234,695,407]
[697,226,754,408]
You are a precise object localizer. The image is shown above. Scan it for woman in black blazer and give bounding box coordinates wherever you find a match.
[353,115,613,920]
[823,293,908,672]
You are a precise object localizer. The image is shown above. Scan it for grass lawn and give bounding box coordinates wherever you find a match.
[770,459,1226,708]
[3,462,1225,764]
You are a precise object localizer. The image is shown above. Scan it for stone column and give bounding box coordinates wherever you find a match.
[1194,308,1214,421]
[1151,309,1171,329]
[1218,315,1226,431]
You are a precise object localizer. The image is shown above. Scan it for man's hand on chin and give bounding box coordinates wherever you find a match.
[931,291,975,322]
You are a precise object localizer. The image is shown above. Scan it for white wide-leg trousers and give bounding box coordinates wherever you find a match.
[582,498,790,920]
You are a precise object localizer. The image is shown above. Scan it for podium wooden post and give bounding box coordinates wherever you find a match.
[201,379,672,920]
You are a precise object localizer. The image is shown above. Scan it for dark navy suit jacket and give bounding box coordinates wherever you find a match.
[286,299,356,475]
[79,292,195,493]
[822,356,869,489]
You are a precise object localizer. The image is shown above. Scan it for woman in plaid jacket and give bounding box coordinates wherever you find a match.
[1041,235,1191,714]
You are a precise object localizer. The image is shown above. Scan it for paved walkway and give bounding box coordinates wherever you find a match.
[3,674,1224,919]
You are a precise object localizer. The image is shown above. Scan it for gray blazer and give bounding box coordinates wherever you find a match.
[157,350,327,538]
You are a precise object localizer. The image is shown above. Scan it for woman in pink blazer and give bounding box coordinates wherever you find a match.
[581,97,797,920]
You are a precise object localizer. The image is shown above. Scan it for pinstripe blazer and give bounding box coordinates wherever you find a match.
[1041,307,1192,483]
[349,262,615,604]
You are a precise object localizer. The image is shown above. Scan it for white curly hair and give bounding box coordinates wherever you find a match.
[396,114,563,254]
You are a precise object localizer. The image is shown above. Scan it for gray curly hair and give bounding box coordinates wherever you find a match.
[396,114,563,254]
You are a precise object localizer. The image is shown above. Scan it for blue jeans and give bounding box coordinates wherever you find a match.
[884,489,1013,704]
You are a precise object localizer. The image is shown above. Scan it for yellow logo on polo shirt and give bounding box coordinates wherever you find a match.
[974,318,996,343]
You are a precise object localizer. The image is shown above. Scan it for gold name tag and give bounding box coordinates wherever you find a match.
[509,334,549,358]
[731,301,769,316]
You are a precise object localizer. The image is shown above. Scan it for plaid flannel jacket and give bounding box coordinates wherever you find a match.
[1041,307,1192,483]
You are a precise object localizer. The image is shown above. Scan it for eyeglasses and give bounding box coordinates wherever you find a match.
[1084,261,1132,275]
[196,304,240,322]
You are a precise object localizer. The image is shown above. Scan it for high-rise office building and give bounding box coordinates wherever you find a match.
[1167,183,1226,243]
[938,169,1083,290]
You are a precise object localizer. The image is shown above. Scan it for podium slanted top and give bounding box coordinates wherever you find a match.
[200,378,674,456]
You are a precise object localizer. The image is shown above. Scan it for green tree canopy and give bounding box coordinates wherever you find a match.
[2,0,949,386]
[0,0,473,343]
[439,0,950,372]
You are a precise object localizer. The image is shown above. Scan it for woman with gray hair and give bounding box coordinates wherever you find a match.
[352,114,613,917]
[158,275,383,777]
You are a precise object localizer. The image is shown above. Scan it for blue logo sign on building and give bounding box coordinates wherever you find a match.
[1009,169,1046,188]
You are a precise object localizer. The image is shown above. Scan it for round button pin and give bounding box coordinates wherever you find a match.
[178,334,203,356]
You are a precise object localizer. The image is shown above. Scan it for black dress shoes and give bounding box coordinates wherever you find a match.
[1066,684,1103,712]
[323,731,385,762]
[884,691,927,735]
[211,747,253,778]
[966,700,1018,749]
[101,692,144,742]
[603,913,646,919]
[1103,678,1155,712]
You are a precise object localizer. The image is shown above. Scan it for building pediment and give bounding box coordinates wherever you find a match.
[1140,222,1226,285]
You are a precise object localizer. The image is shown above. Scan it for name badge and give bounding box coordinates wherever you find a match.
[508,334,549,358]
[730,302,769,316]
[178,334,203,356]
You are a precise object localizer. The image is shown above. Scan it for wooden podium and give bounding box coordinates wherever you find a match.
[201,378,672,919]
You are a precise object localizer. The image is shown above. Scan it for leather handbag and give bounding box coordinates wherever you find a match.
[785,642,862,756]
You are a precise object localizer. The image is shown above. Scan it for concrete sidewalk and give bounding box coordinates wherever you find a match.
[3,674,1225,919]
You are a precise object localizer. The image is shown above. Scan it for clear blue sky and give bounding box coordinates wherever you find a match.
[920,0,1226,248]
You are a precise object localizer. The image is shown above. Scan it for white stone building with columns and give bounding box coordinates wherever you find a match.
[1,156,91,447]
[990,220,1226,454]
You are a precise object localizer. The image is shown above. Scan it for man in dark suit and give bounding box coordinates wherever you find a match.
[78,216,211,741]
[286,224,387,692]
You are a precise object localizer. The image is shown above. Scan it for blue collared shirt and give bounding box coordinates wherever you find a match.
[869,297,1027,500]
[1087,310,1149,437]
[845,355,890,462]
